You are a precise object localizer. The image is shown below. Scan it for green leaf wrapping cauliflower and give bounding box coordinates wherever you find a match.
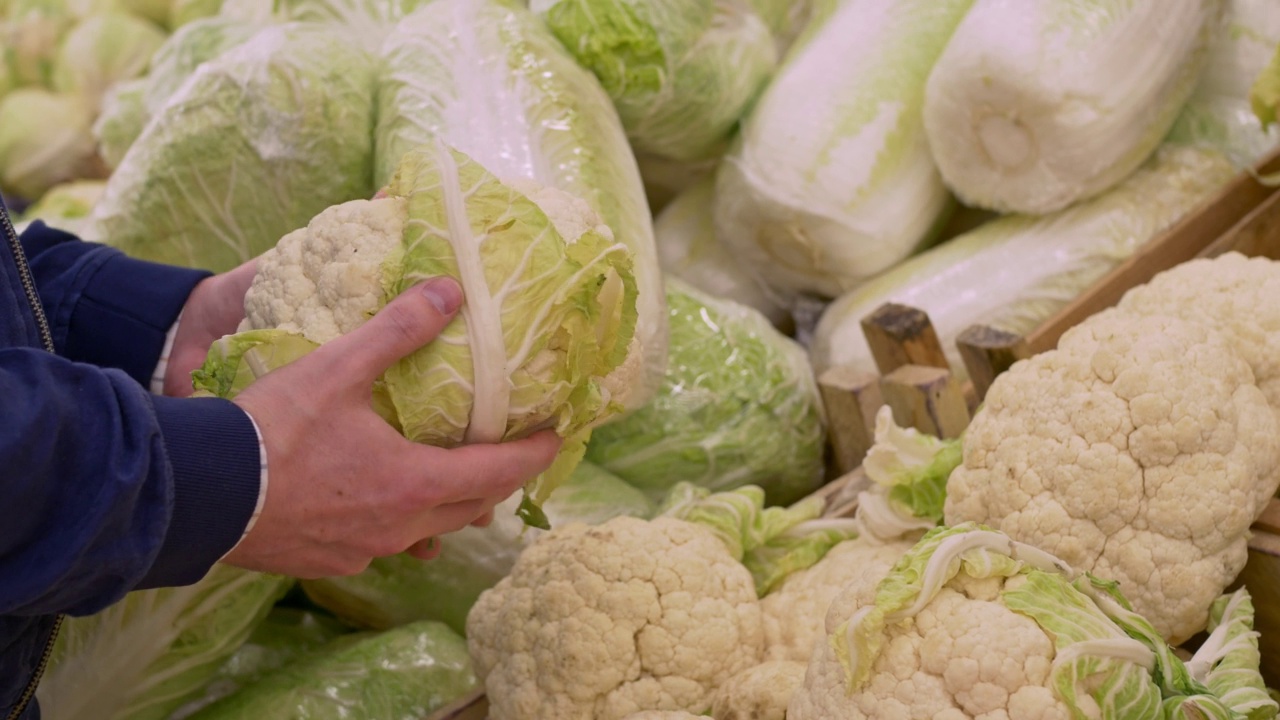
[85,23,377,272]
[760,536,914,664]
[373,0,669,410]
[467,516,766,720]
[585,278,827,507]
[194,139,640,526]
[944,309,1280,644]
[787,524,1229,720]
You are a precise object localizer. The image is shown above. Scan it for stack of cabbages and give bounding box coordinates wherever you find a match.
[15,0,1280,718]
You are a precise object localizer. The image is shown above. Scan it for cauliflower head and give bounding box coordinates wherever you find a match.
[945,309,1280,643]
[787,525,1169,720]
[621,713,707,720]
[1117,252,1280,412]
[467,516,765,720]
[761,537,914,662]
[710,660,806,720]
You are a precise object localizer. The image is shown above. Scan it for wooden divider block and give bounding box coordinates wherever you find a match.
[880,365,970,439]
[817,365,884,473]
[860,303,950,375]
[956,325,1031,402]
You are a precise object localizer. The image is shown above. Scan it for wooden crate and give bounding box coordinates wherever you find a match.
[426,150,1280,720]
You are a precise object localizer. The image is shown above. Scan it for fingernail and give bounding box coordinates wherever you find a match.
[422,277,462,315]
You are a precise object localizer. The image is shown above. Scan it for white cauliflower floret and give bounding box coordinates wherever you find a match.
[760,536,914,662]
[944,309,1280,643]
[242,197,407,342]
[710,660,806,720]
[789,568,1076,720]
[467,516,765,720]
[622,713,706,720]
[507,176,615,244]
[1118,252,1280,413]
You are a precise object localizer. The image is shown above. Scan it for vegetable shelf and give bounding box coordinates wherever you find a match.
[424,148,1280,720]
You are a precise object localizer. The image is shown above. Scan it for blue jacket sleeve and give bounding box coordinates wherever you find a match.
[0,350,262,617]
[20,222,211,387]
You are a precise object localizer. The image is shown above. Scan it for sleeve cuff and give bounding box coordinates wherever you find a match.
[149,314,183,395]
[139,395,263,588]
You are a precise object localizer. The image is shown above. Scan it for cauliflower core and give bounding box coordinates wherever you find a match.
[467,517,765,720]
[761,537,914,662]
[788,573,1073,720]
[944,310,1280,643]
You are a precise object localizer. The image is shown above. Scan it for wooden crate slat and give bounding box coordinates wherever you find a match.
[817,366,884,473]
[424,689,488,720]
[860,303,951,374]
[955,325,1031,403]
[879,365,970,440]
[1197,187,1280,261]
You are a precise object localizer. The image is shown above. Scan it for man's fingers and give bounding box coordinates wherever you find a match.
[471,510,495,528]
[416,430,563,504]
[316,278,463,386]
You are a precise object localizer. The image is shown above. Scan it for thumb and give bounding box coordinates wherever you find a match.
[319,277,463,386]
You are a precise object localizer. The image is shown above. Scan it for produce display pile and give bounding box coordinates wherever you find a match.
[6,0,1280,717]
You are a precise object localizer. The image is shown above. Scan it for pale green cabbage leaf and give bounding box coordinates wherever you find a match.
[182,621,478,720]
[533,0,782,164]
[34,566,293,720]
[373,0,668,410]
[586,277,826,508]
[1167,0,1280,166]
[83,23,377,271]
[657,482,857,596]
[51,11,168,112]
[810,145,1238,383]
[169,607,356,719]
[713,0,972,303]
[0,87,98,201]
[653,174,787,326]
[923,0,1219,214]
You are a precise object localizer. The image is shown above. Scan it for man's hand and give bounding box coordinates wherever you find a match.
[221,277,562,578]
[164,259,258,397]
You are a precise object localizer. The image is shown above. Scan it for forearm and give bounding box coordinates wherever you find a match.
[21,222,210,386]
[0,349,261,617]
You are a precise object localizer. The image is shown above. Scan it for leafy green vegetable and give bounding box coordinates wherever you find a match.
[170,608,355,719]
[84,23,377,271]
[0,87,97,201]
[810,145,1239,383]
[658,482,856,596]
[183,621,478,720]
[861,406,961,525]
[50,11,167,111]
[301,461,653,635]
[534,0,783,164]
[587,277,826,507]
[923,0,1217,214]
[713,0,972,301]
[35,566,293,720]
[194,140,641,527]
[373,0,669,409]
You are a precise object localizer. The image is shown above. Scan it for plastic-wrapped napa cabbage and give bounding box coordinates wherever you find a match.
[84,22,378,272]
[586,278,827,507]
[183,621,478,720]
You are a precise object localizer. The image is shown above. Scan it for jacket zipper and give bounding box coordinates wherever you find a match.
[2,202,65,720]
